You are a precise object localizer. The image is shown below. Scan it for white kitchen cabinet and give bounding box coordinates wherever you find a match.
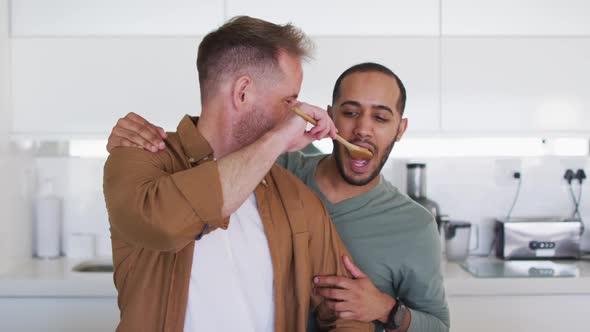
[442,0,590,36]
[0,0,9,147]
[448,295,590,332]
[11,37,203,137]
[226,0,440,36]
[0,297,118,330]
[302,37,441,133]
[12,36,441,137]
[441,38,590,134]
[11,0,224,36]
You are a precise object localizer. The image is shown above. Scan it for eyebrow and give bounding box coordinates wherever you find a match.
[339,100,395,115]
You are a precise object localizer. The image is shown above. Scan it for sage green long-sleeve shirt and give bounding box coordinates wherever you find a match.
[277,152,450,332]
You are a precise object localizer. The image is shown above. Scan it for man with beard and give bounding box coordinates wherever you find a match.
[107,63,450,332]
[103,16,373,332]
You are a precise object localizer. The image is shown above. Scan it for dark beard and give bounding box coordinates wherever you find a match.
[333,130,400,186]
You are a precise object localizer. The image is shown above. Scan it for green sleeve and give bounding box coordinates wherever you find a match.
[275,151,305,174]
[402,221,450,332]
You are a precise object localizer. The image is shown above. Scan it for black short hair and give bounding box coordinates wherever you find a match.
[331,62,407,114]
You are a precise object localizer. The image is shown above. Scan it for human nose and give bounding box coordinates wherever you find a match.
[352,113,373,139]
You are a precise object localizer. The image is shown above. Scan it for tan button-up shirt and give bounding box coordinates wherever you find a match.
[103,115,372,332]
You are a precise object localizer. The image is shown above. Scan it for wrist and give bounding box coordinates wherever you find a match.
[261,129,290,157]
[264,128,291,153]
[378,293,397,323]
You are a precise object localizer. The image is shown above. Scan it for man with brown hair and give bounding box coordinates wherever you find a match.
[107,61,451,331]
[103,16,372,332]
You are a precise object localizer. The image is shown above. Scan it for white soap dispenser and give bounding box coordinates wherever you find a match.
[34,177,62,258]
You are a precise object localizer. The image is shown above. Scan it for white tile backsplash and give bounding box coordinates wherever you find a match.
[385,156,590,255]
[27,154,590,258]
[34,157,110,258]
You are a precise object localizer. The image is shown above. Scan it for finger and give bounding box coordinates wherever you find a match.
[337,311,357,320]
[125,112,152,127]
[325,300,356,313]
[314,287,354,301]
[316,122,331,140]
[297,102,327,122]
[314,276,353,289]
[156,127,168,140]
[121,114,164,147]
[107,138,141,152]
[113,127,157,152]
[308,124,325,138]
[119,139,142,149]
[106,134,115,153]
[343,255,367,279]
[309,117,328,139]
[117,121,162,151]
[312,119,330,140]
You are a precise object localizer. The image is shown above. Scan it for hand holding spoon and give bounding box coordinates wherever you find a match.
[290,107,373,160]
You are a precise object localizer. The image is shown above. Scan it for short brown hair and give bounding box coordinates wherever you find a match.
[196,16,313,101]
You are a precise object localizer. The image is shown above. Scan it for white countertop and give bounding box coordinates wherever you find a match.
[1,256,590,298]
[444,256,590,296]
[0,257,116,297]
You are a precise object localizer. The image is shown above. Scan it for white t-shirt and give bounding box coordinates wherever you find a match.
[184,193,275,332]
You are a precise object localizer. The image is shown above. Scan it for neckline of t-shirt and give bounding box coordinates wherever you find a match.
[308,155,386,213]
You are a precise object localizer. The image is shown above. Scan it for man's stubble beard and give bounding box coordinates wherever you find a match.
[232,105,276,148]
[333,124,401,186]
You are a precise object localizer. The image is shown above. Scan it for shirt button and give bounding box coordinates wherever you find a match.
[188,157,195,163]
[261,179,268,186]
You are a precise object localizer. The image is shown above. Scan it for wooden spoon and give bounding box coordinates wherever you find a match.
[291,107,373,160]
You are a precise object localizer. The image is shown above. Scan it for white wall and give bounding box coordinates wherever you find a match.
[385,156,590,255]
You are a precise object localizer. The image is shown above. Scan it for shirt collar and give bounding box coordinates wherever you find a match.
[177,115,215,166]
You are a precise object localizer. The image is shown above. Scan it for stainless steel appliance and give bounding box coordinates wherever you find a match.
[445,220,479,261]
[406,163,442,231]
[494,217,583,259]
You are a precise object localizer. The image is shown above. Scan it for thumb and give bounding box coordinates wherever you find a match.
[343,255,366,279]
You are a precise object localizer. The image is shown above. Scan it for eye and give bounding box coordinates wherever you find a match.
[374,115,388,123]
[342,110,360,117]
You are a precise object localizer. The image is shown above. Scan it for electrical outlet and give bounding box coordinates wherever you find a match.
[494,158,522,186]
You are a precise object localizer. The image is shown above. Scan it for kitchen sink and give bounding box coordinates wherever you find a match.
[72,259,114,273]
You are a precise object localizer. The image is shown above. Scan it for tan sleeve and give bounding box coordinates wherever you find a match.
[103,147,226,252]
[307,200,373,332]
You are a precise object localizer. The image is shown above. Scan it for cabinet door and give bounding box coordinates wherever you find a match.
[226,0,440,36]
[11,37,202,137]
[441,38,590,134]
[0,0,8,146]
[448,295,590,332]
[443,0,590,36]
[301,37,441,133]
[11,0,224,36]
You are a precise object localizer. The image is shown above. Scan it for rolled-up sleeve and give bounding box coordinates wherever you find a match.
[103,147,226,252]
